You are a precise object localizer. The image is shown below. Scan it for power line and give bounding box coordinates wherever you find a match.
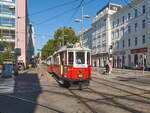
[34,7,79,26]
[78,0,84,7]
[34,0,85,26]
[123,0,142,14]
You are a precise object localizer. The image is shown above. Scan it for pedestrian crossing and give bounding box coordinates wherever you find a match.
[0,78,15,94]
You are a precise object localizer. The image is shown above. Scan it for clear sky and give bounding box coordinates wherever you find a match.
[27,0,132,55]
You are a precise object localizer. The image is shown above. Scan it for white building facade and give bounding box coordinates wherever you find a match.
[91,3,121,67]
[111,0,150,70]
[82,28,92,49]
[80,0,150,70]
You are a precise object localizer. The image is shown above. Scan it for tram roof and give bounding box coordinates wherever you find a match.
[54,43,91,55]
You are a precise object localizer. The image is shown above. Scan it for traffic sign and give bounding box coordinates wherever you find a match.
[0,46,4,51]
[14,48,21,56]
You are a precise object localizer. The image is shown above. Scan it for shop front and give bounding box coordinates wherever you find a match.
[131,47,148,69]
[92,53,109,67]
[112,50,127,68]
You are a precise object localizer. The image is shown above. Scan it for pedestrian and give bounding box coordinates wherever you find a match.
[108,60,112,74]
[105,63,109,74]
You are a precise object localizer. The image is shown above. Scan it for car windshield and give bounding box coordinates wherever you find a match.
[76,52,85,64]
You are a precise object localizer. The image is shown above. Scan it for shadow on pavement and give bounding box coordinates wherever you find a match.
[0,72,42,113]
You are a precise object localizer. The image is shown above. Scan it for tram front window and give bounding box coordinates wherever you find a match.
[68,52,73,65]
[76,52,85,64]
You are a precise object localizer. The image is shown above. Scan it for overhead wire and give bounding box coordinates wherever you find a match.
[34,0,85,26]
[20,0,80,19]
[123,0,143,14]
[34,7,80,26]
[65,0,85,27]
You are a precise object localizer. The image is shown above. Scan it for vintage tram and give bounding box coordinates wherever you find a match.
[47,43,91,89]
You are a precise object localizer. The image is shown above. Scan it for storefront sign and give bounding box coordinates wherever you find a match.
[96,53,108,57]
[113,51,126,55]
[131,48,147,54]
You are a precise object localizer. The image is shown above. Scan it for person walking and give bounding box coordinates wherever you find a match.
[105,63,109,74]
[108,60,112,74]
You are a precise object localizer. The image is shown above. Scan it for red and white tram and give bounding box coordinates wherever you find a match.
[47,44,91,89]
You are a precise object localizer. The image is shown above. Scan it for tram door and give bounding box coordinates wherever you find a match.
[60,52,64,76]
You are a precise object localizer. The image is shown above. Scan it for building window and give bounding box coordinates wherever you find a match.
[142,19,146,29]
[135,9,138,17]
[128,39,131,47]
[117,19,119,26]
[128,13,131,20]
[112,21,115,28]
[122,16,125,24]
[117,29,119,37]
[142,5,145,14]
[121,27,124,36]
[135,37,138,46]
[112,31,114,39]
[116,41,119,49]
[135,23,137,32]
[128,25,131,34]
[142,35,145,44]
[123,40,125,48]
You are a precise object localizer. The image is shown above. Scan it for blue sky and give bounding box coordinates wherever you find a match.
[27,0,132,55]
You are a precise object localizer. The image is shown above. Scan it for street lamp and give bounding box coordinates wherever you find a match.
[9,4,19,75]
[74,6,90,45]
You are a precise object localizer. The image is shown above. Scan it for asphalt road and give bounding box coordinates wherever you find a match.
[0,65,150,113]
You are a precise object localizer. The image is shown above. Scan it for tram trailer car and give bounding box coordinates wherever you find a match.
[48,44,91,89]
[47,56,53,73]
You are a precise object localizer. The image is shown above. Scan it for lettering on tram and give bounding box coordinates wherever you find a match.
[46,43,91,89]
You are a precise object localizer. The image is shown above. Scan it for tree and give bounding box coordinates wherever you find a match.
[0,41,15,64]
[54,27,79,46]
[41,39,55,60]
[41,27,79,60]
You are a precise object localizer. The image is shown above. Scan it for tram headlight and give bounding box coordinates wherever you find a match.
[78,73,83,78]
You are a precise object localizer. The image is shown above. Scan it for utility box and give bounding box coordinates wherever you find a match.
[2,61,13,78]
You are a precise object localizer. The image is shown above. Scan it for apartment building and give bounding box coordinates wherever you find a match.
[0,0,15,43]
[0,0,35,68]
[111,0,150,69]
[81,28,92,49]
[80,0,150,70]
[91,2,121,67]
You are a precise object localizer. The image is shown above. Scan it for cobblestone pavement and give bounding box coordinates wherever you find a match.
[0,65,150,113]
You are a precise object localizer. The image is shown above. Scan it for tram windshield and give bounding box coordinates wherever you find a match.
[76,52,85,64]
[68,52,74,65]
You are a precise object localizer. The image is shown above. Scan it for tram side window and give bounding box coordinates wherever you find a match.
[76,52,85,64]
[54,54,59,65]
[64,52,67,65]
[68,52,74,65]
[87,52,90,65]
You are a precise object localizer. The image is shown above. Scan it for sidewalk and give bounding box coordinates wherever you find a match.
[91,67,150,78]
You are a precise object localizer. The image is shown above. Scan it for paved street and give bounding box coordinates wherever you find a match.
[0,65,150,113]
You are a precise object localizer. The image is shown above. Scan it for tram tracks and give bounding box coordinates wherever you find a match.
[92,76,150,98]
[68,89,99,113]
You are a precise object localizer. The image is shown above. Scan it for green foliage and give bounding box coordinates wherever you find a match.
[0,41,15,51]
[0,51,14,64]
[41,27,79,60]
[0,41,15,64]
[54,27,79,46]
[41,39,55,60]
